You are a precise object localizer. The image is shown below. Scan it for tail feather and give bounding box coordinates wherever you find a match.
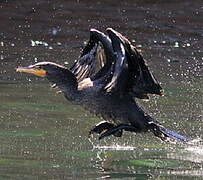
[150,123,191,143]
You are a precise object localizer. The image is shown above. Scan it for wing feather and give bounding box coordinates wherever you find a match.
[105,28,163,98]
[70,29,115,83]
[71,28,163,99]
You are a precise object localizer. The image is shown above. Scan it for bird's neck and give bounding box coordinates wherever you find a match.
[47,68,81,102]
[63,87,82,103]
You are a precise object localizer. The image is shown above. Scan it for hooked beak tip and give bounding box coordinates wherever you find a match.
[16,67,25,72]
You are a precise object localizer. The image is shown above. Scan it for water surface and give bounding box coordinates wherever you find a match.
[0,0,202,179]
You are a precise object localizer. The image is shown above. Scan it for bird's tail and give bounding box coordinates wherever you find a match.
[150,123,191,143]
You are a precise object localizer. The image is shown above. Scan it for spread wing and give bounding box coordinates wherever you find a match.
[102,28,163,99]
[70,29,114,82]
[71,28,163,99]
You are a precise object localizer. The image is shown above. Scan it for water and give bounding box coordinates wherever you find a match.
[0,0,202,179]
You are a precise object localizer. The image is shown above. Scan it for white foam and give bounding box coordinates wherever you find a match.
[93,145,136,151]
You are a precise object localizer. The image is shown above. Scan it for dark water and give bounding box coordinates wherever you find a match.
[0,0,202,179]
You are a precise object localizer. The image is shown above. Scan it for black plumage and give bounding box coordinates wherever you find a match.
[17,28,190,142]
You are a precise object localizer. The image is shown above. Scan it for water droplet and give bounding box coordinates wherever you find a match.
[43,42,48,46]
[31,40,35,46]
[34,57,38,62]
[186,43,190,47]
[174,42,179,47]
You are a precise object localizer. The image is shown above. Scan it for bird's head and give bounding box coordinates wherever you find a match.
[17,62,78,99]
[16,62,67,78]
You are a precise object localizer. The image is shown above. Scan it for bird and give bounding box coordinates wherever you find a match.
[16,28,190,142]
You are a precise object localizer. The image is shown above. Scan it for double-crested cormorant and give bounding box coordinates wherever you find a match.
[17,28,190,142]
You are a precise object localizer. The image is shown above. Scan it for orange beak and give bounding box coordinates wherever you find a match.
[16,67,46,77]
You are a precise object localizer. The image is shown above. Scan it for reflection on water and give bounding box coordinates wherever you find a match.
[0,83,202,178]
[0,0,202,179]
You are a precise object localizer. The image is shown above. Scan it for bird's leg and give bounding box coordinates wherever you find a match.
[89,121,123,138]
[99,124,138,140]
[89,121,115,137]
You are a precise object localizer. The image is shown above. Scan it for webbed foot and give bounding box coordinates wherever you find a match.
[89,121,123,138]
[99,124,138,140]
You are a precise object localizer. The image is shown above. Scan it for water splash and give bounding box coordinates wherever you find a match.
[185,138,203,155]
[93,145,137,151]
